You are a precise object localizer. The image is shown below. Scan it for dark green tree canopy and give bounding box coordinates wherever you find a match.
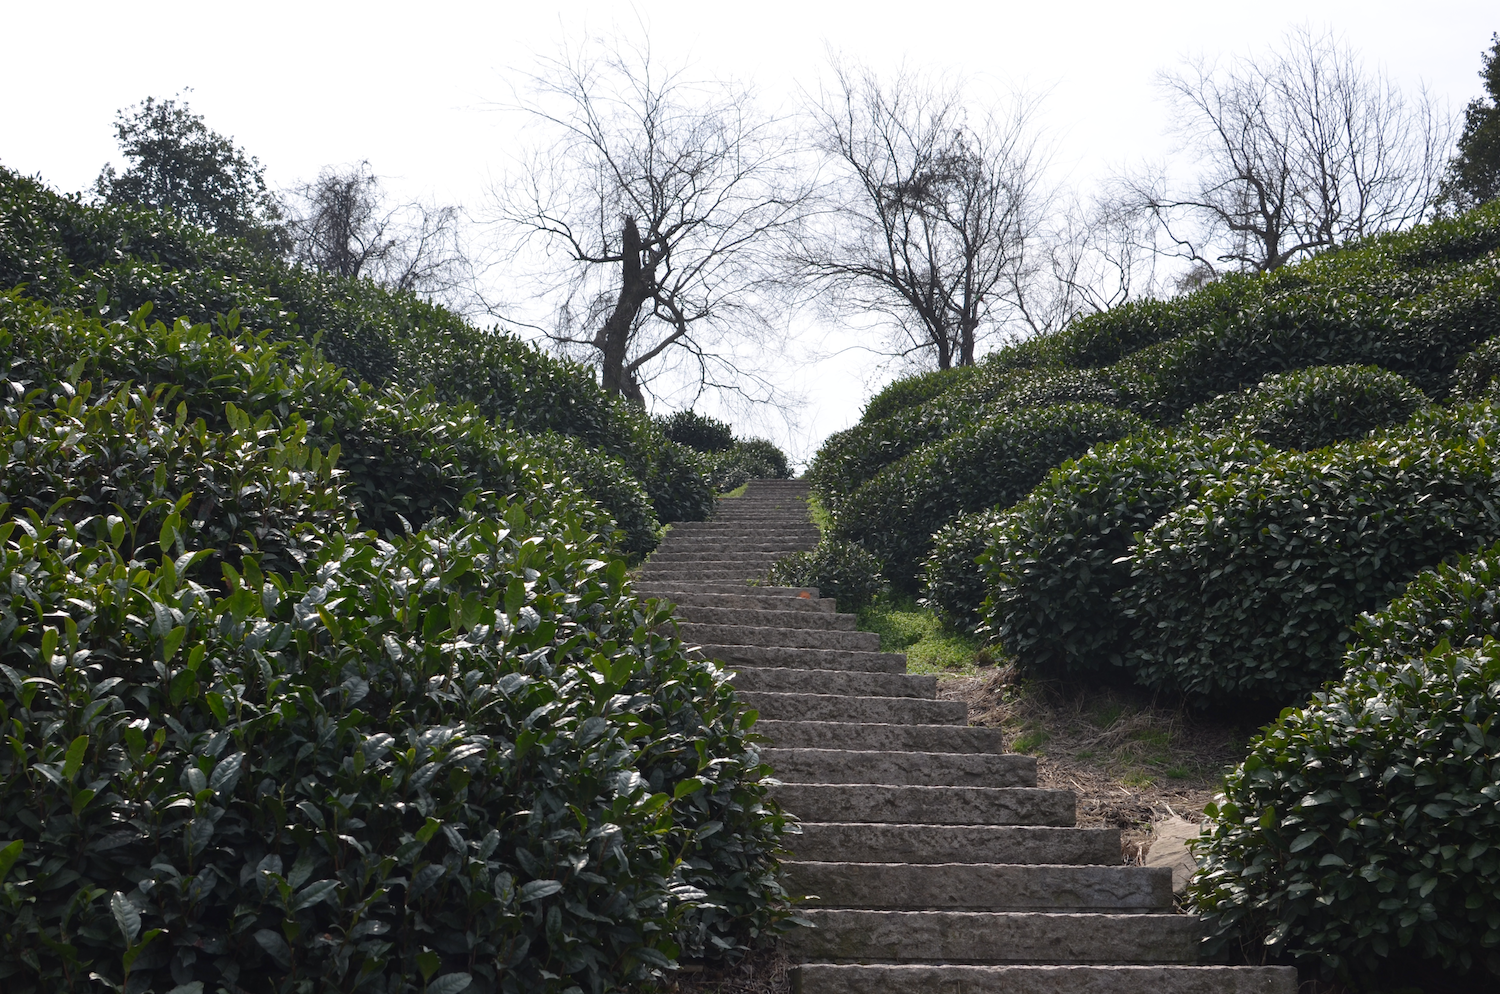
[1440,33,1500,211]
[94,93,285,248]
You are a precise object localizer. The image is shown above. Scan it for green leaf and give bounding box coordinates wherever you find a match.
[417,950,441,982]
[292,879,338,911]
[0,840,22,883]
[62,734,88,782]
[673,778,704,799]
[427,974,473,994]
[111,891,141,944]
[518,879,563,902]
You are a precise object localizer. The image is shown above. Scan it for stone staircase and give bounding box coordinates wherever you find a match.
[636,479,1296,994]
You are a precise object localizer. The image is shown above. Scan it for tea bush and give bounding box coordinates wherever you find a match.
[860,366,976,423]
[1182,364,1428,450]
[920,509,1006,633]
[1451,334,1500,400]
[981,432,1273,679]
[834,403,1148,592]
[1346,541,1500,667]
[704,440,793,493]
[1191,638,1500,984]
[659,410,735,453]
[1123,435,1500,706]
[766,539,884,614]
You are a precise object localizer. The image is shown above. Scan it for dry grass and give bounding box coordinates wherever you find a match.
[646,948,792,994]
[937,666,1259,863]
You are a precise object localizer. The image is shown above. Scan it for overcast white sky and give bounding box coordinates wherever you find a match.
[4,1,1495,464]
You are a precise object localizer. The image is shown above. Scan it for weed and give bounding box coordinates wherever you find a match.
[858,595,989,676]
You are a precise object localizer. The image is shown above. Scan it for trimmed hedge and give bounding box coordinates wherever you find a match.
[920,509,1006,633]
[0,298,792,992]
[981,431,1273,679]
[1347,541,1500,664]
[833,403,1148,592]
[1191,637,1500,984]
[659,410,735,453]
[1183,364,1428,450]
[860,365,977,423]
[766,539,884,614]
[704,440,794,494]
[1122,434,1500,706]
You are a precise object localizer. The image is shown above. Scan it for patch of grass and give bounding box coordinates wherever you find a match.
[721,482,750,499]
[856,595,990,676]
[1011,727,1052,754]
[806,493,832,532]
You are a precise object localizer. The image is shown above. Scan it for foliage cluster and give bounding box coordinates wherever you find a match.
[1193,574,1500,982]
[0,295,793,992]
[765,539,884,615]
[655,412,792,497]
[1182,364,1428,450]
[832,402,1147,592]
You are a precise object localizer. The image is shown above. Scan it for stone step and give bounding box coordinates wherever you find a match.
[655,537,811,552]
[674,605,857,630]
[733,668,937,699]
[772,784,1074,826]
[669,521,821,533]
[646,590,837,613]
[679,622,881,652]
[787,823,1120,865]
[792,964,1299,994]
[784,862,1170,912]
[764,748,1034,788]
[637,581,820,596]
[647,551,785,564]
[786,910,1200,964]
[637,566,776,581]
[693,644,907,673]
[756,720,1008,753]
[739,691,967,725]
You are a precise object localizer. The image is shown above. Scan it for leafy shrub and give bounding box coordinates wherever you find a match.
[981,431,1273,679]
[766,539,883,614]
[807,368,1120,516]
[645,441,717,524]
[1191,638,1500,984]
[1122,435,1500,706]
[860,366,976,423]
[0,503,789,994]
[1346,541,1500,668]
[920,509,1006,633]
[659,410,735,453]
[834,403,1148,592]
[703,440,793,493]
[1451,334,1500,400]
[1182,364,1427,449]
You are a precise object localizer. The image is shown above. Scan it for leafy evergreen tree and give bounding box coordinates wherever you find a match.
[94,93,286,250]
[1439,33,1500,212]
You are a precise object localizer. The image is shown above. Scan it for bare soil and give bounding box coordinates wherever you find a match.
[937,666,1259,864]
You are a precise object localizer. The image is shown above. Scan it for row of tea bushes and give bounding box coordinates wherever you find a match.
[0,295,793,993]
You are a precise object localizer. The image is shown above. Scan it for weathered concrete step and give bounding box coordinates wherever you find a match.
[656,537,811,552]
[788,823,1119,865]
[646,551,784,564]
[732,668,936,699]
[637,566,777,581]
[692,644,906,673]
[786,910,1200,963]
[792,963,1299,994]
[679,623,881,652]
[673,605,857,630]
[764,748,1034,787]
[739,691,966,725]
[645,590,837,613]
[784,862,1170,912]
[636,580,819,596]
[757,720,1006,753]
[669,521,821,533]
[772,784,1074,826]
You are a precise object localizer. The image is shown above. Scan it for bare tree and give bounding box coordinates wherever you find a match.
[1127,25,1452,277]
[796,61,1049,370]
[285,161,473,301]
[494,34,810,407]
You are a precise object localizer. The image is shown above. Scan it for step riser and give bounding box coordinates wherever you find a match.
[786,911,1200,964]
[788,824,1120,865]
[765,749,1035,788]
[756,721,1008,753]
[740,692,967,726]
[734,669,937,698]
[678,624,882,652]
[638,569,776,581]
[773,785,1074,827]
[673,606,857,630]
[693,645,905,672]
[641,592,837,613]
[637,582,821,596]
[784,863,1172,912]
[792,964,1300,994]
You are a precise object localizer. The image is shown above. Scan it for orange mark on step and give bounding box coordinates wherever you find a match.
[797,591,812,598]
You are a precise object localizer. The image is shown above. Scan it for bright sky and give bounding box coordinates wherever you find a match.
[4,1,1495,465]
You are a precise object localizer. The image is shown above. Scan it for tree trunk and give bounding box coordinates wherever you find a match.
[598,216,650,404]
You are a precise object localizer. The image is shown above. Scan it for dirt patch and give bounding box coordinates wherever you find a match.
[650,948,792,994]
[937,668,1258,864]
